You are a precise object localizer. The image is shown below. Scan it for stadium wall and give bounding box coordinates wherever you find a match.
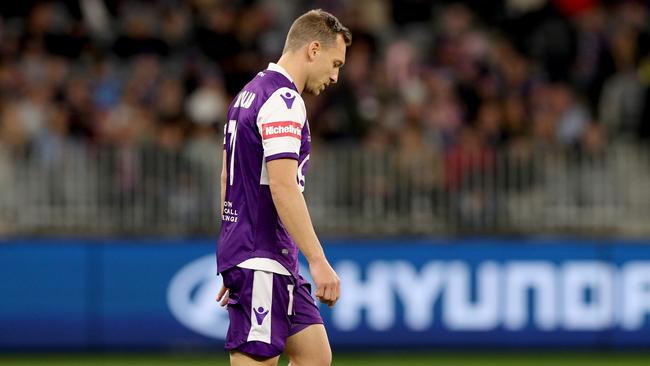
[2,238,650,350]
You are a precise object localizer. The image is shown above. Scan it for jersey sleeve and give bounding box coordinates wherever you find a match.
[256,87,306,162]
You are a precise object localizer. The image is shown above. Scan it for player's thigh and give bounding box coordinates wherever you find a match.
[284,324,331,366]
[230,351,279,366]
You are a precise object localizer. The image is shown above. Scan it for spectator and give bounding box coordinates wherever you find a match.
[0,0,648,234]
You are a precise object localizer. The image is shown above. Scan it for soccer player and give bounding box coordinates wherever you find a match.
[215,9,351,366]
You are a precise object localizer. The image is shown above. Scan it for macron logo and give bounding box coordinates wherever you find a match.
[280,92,296,109]
[262,122,301,140]
[254,307,269,325]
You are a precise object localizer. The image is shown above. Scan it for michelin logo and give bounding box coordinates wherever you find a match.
[262,122,301,140]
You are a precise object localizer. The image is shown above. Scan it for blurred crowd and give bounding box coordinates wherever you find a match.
[1,0,649,233]
[1,0,649,151]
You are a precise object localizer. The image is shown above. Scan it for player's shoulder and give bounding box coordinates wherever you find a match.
[268,87,304,109]
[254,71,304,104]
[259,86,305,116]
[256,86,306,129]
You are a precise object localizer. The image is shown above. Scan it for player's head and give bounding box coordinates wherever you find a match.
[282,9,352,95]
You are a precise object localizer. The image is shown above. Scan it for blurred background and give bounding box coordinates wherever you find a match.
[1,0,650,365]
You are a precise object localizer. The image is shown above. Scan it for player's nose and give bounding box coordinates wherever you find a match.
[330,70,339,84]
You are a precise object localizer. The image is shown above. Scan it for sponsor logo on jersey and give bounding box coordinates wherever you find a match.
[169,254,312,340]
[254,307,269,325]
[262,121,301,140]
[280,92,296,109]
[297,154,310,192]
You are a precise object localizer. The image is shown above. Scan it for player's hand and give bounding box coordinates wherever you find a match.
[309,257,340,307]
[216,285,230,307]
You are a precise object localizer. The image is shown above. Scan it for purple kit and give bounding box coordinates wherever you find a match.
[217,63,321,358]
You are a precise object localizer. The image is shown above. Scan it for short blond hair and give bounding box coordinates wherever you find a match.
[283,9,352,54]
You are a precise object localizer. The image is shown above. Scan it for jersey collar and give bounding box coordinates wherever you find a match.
[267,62,295,85]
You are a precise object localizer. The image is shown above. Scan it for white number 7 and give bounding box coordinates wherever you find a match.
[228,119,237,186]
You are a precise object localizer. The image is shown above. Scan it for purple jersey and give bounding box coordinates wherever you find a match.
[218,63,311,278]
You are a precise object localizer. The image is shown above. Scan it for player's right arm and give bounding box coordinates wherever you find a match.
[267,159,340,307]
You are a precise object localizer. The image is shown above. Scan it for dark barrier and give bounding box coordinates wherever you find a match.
[2,238,650,349]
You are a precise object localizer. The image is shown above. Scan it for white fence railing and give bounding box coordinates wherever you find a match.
[1,141,648,237]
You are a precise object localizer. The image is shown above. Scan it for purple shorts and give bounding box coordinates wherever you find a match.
[221,266,323,358]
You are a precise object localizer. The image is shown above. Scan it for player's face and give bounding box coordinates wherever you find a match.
[306,35,346,95]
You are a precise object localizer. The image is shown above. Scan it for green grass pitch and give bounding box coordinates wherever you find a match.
[1,351,649,366]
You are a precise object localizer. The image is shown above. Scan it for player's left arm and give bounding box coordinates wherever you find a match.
[217,147,229,307]
[258,88,340,306]
[267,159,340,307]
[220,151,227,214]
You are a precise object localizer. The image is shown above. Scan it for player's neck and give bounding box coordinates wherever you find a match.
[277,54,306,95]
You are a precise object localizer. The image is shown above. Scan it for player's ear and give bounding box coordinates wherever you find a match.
[307,41,321,61]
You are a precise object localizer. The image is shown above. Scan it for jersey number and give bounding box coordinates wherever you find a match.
[227,119,237,186]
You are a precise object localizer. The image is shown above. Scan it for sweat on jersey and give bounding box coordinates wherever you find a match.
[217,63,311,278]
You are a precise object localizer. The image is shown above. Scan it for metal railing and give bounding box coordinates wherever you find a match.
[1,140,648,237]
[0,142,220,236]
[308,142,650,237]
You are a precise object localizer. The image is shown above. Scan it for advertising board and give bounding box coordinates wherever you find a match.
[1,239,649,349]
